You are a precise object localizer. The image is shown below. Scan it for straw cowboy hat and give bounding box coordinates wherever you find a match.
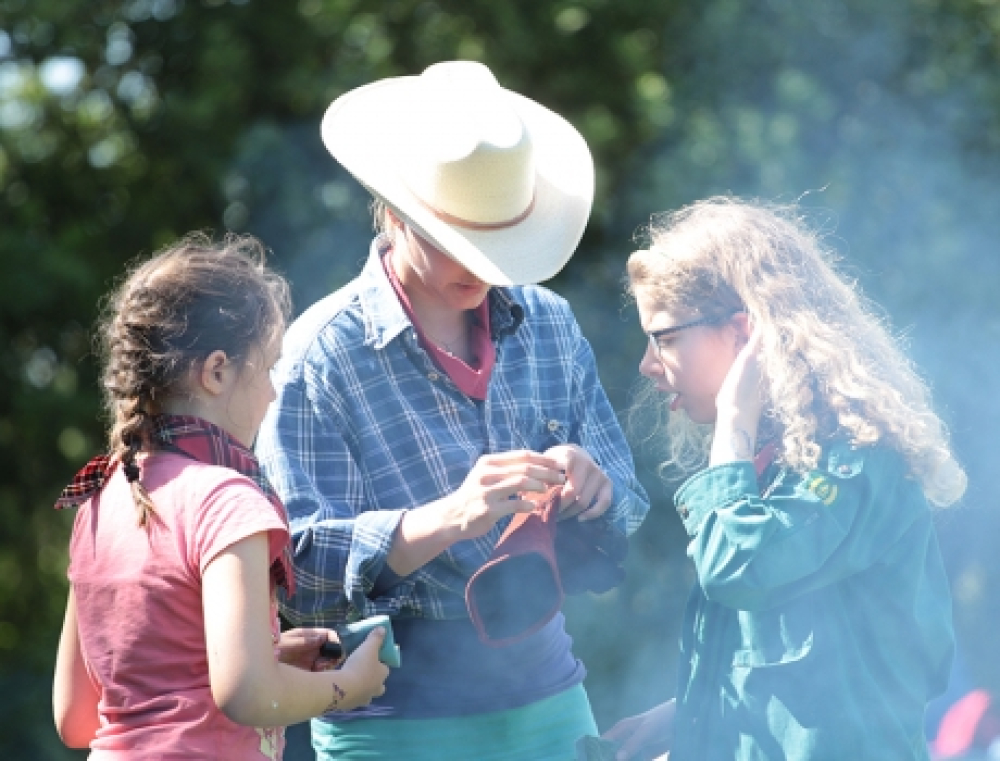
[320,60,595,286]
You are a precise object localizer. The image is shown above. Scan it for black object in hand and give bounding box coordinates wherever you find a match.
[319,641,343,660]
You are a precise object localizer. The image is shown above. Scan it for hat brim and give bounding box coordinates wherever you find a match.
[321,75,595,286]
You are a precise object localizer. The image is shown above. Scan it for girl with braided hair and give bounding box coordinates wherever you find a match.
[52,233,389,759]
[604,197,965,760]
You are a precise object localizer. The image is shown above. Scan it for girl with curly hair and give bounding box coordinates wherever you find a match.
[604,197,965,760]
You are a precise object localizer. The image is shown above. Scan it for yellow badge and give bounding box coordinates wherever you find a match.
[804,472,838,506]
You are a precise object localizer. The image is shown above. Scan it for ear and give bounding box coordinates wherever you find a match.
[730,311,752,348]
[196,350,232,397]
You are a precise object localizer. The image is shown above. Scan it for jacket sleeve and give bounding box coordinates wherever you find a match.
[676,444,928,611]
[568,326,650,538]
[256,373,405,627]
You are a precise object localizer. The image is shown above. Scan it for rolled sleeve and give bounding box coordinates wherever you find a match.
[676,444,926,612]
[259,373,410,624]
[345,508,407,615]
[674,461,760,537]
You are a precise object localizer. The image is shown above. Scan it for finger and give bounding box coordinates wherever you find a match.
[576,481,614,521]
[558,465,600,506]
[496,497,539,520]
[312,656,339,672]
[618,731,653,760]
[491,474,564,502]
[602,718,636,742]
[480,449,564,470]
[342,629,389,681]
[557,500,588,521]
[348,627,386,664]
[510,497,539,513]
[482,465,566,490]
[279,628,312,647]
[557,473,582,503]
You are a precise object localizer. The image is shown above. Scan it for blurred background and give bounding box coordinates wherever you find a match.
[3,0,1000,758]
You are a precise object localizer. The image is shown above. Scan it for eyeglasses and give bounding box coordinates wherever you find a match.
[647,311,741,355]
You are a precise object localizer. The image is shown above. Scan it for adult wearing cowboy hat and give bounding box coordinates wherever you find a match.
[256,61,649,760]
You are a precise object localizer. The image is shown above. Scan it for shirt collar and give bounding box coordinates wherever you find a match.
[357,235,413,350]
[358,235,524,349]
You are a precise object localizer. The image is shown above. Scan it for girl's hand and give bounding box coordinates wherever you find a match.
[603,699,676,760]
[447,450,566,539]
[715,328,765,424]
[543,444,613,521]
[276,628,342,672]
[711,328,765,465]
[334,628,390,709]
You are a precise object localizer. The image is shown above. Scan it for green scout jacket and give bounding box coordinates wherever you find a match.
[670,440,954,761]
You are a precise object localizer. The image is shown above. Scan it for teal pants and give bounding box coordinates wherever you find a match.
[311,683,598,761]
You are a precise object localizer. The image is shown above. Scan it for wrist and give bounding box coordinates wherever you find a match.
[321,669,357,712]
[714,404,760,427]
[711,416,759,464]
[425,494,469,543]
[387,498,464,577]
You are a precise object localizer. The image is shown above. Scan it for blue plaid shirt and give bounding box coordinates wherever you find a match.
[256,238,649,627]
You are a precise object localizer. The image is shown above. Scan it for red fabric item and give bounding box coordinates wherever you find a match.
[56,414,295,596]
[466,486,629,647]
[153,415,295,596]
[754,438,779,478]
[55,453,117,510]
[466,489,564,647]
[934,689,1000,757]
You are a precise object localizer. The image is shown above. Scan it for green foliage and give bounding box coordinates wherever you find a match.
[2,0,1000,756]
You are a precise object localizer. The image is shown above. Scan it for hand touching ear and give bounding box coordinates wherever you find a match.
[711,325,765,465]
[715,323,765,425]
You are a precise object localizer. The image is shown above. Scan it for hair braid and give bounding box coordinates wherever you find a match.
[95,231,291,528]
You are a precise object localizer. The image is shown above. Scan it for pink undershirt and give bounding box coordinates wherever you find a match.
[382,249,496,400]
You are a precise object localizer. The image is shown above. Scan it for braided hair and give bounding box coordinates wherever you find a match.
[96,232,291,526]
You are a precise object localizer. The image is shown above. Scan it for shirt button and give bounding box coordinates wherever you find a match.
[678,504,690,519]
[427,372,440,381]
[546,419,560,432]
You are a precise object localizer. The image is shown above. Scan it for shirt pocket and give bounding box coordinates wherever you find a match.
[513,409,573,452]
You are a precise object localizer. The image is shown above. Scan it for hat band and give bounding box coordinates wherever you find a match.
[415,192,536,231]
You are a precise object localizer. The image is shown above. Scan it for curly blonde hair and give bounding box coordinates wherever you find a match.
[626,196,966,507]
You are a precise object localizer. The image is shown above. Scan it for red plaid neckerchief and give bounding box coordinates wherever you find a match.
[55,453,119,511]
[54,414,295,596]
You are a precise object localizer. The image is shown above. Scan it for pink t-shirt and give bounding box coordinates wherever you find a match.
[68,452,289,760]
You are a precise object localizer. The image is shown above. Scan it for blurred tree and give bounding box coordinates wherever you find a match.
[2,0,1000,757]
